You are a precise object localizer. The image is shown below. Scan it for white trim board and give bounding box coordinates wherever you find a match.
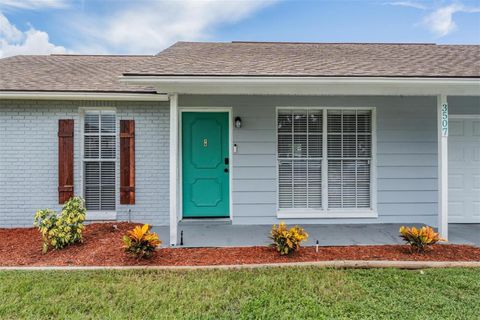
[178,108,234,223]
[0,91,169,101]
[437,95,448,239]
[169,94,179,246]
[121,76,480,96]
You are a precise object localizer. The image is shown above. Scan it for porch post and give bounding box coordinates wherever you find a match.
[169,93,179,246]
[437,94,448,239]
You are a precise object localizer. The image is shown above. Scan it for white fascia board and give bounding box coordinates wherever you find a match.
[0,91,169,101]
[120,76,480,96]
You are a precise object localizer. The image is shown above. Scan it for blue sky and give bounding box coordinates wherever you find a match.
[0,0,479,57]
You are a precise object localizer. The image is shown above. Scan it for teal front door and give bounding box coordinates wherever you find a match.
[182,112,230,218]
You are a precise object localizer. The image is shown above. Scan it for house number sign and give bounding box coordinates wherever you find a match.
[441,103,448,136]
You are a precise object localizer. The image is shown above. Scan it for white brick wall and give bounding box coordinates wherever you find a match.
[0,100,170,227]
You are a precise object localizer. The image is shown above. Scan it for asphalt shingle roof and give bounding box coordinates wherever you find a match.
[125,41,480,78]
[0,42,478,94]
[0,54,157,93]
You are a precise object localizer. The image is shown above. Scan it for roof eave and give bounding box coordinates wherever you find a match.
[0,91,169,101]
[119,75,480,96]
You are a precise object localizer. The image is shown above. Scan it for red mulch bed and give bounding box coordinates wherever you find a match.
[1,222,479,267]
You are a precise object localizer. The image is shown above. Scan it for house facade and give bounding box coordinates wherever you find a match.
[0,42,479,246]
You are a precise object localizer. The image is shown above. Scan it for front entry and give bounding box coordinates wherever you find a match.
[182,112,230,218]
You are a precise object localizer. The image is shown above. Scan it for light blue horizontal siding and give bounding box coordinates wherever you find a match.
[180,95,441,225]
[448,96,480,115]
[233,179,276,192]
[377,154,437,166]
[377,142,437,154]
[235,130,275,142]
[377,167,437,178]
[235,142,276,154]
[378,178,437,191]
[233,192,276,204]
[235,155,275,167]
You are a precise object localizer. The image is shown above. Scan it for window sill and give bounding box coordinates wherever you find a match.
[86,211,117,221]
[277,210,377,219]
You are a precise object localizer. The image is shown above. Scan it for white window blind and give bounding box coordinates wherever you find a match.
[327,110,372,209]
[83,111,116,211]
[277,108,373,211]
[278,110,322,209]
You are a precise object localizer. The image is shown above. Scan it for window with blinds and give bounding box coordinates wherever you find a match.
[278,110,322,209]
[327,110,372,209]
[83,111,116,211]
[277,108,373,212]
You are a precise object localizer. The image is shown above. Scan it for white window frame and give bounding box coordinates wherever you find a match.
[276,106,377,219]
[79,107,117,220]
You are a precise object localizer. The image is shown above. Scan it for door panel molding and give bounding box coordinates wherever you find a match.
[179,108,233,220]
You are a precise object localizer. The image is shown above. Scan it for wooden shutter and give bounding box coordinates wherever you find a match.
[58,119,74,204]
[120,120,135,204]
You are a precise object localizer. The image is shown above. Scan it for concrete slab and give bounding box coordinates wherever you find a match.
[449,224,480,246]
[152,223,479,248]
[2,260,480,271]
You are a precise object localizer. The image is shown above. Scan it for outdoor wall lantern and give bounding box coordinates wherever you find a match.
[235,116,242,128]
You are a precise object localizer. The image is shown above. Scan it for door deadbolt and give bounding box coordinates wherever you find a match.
[203,138,208,147]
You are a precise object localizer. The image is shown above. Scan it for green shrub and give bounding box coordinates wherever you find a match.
[270,222,308,255]
[399,225,446,252]
[123,224,161,259]
[33,197,86,253]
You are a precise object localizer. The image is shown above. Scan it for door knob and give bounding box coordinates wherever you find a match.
[224,168,229,173]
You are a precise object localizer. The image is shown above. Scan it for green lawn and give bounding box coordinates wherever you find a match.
[0,267,479,319]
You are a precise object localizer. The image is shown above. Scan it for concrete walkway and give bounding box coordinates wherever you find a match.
[2,260,480,271]
[152,223,479,248]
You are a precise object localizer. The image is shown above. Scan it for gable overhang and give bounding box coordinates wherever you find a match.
[120,76,480,96]
[0,91,169,101]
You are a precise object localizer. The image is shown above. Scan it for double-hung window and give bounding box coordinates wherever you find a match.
[277,108,375,217]
[83,110,116,212]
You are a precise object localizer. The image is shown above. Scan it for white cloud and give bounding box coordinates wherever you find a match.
[388,1,427,10]
[71,0,277,54]
[0,12,66,58]
[0,11,22,41]
[390,1,480,37]
[0,0,66,9]
[423,3,480,37]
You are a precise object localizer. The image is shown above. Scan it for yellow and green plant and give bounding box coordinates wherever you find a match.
[270,222,308,255]
[123,224,161,258]
[33,197,86,253]
[399,225,446,252]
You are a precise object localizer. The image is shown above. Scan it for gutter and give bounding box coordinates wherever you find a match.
[0,91,169,101]
[119,76,480,96]
[120,75,480,85]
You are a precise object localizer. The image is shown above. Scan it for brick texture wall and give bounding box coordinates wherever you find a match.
[0,100,170,227]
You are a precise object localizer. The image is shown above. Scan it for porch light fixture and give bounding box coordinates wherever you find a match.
[235,116,242,128]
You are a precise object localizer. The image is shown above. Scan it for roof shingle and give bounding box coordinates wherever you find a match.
[125,41,480,78]
[0,55,156,93]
